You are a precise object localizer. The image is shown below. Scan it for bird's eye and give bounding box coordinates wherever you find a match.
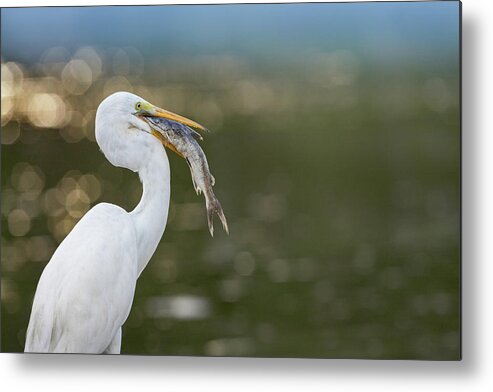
[135,102,142,111]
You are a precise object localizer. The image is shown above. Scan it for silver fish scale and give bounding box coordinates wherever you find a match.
[146,117,203,141]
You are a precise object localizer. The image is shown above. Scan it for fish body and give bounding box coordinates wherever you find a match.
[143,116,228,236]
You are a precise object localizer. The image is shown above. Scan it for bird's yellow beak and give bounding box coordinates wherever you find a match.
[135,101,207,132]
[151,106,208,132]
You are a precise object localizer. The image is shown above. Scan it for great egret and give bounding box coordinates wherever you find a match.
[24,91,210,354]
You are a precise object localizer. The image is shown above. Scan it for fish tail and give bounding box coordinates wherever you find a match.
[206,194,229,237]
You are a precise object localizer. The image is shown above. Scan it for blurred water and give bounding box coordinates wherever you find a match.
[1,3,460,359]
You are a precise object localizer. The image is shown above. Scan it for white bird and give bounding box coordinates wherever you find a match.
[24,91,209,354]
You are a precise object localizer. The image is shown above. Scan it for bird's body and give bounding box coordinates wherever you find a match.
[25,203,138,353]
[24,92,187,353]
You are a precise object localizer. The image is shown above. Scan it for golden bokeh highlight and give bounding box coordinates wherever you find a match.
[1,42,459,358]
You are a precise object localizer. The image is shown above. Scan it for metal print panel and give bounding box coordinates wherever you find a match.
[0,1,461,358]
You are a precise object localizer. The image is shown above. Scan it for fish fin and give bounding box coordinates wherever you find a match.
[211,174,216,187]
[186,158,201,195]
[187,126,204,141]
[206,195,229,237]
[192,175,200,195]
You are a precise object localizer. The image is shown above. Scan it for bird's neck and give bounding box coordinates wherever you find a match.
[130,145,170,276]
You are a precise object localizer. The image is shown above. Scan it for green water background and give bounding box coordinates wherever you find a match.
[1,2,460,358]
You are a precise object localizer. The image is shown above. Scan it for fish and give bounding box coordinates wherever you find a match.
[142,116,229,237]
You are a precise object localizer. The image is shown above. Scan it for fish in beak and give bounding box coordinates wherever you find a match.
[135,101,228,236]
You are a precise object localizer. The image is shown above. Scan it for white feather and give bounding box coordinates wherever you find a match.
[25,92,170,353]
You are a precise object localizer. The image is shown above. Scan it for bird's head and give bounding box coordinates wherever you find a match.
[95,91,206,172]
